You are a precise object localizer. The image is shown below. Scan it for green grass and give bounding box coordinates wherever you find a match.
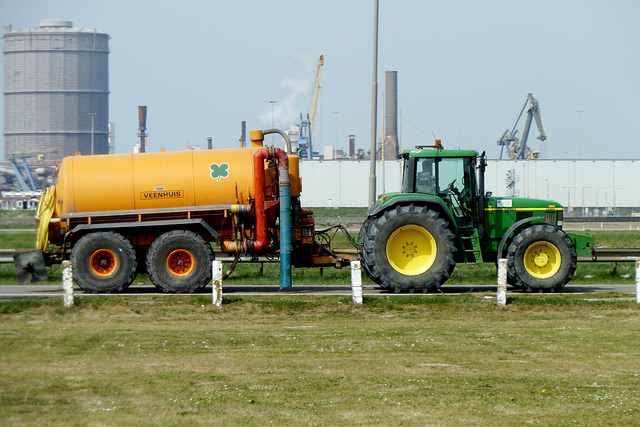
[0,210,37,229]
[0,295,638,425]
[0,210,37,220]
[585,230,640,247]
[303,207,367,218]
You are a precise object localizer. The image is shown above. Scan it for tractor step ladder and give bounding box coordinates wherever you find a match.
[461,228,483,263]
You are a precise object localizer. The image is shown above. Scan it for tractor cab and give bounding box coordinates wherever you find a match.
[401,147,482,229]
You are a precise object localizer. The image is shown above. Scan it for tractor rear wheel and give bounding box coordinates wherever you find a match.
[507,224,577,293]
[361,204,456,293]
[71,232,137,293]
[146,230,214,293]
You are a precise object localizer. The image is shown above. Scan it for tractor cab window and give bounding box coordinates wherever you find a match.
[437,158,466,195]
[413,158,436,194]
[437,158,475,220]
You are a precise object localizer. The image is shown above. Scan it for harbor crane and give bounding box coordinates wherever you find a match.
[497,93,547,159]
[298,54,324,159]
[7,149,56,192]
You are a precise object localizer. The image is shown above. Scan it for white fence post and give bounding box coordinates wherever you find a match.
[497,258,507,306]
[636,259,640,305]
[212,260,223,308]
[351,260,363,306]
[62,260,74,307]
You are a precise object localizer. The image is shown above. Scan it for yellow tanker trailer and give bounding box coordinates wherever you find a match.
[33,130,354,293]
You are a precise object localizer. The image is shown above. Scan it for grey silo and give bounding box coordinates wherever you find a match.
[3,19,109,160]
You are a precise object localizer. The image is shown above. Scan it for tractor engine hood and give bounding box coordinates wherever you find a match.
[484,196,563,212]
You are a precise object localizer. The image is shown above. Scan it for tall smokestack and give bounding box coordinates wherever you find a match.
[384,71,398,160]
[138,106,147,153]
[349,135,356,158]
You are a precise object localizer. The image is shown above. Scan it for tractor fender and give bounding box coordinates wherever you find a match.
[496,216,547,260]
[367,196,456,227]
[364,196,463,258]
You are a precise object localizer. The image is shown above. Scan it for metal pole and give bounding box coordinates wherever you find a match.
[368,0,379,206]
[333,111,340,149]
[576,110,584,159]
[270,101,276,144]
[90,113,96,155]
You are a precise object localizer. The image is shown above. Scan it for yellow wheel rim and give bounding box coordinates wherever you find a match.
[89,249,118,277]
[386,225,437,276]
[167,249,195,277]
[523,241,561,279]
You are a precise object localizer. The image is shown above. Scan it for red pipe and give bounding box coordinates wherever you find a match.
[252,147,270,251]
[274,147,289,169]
[251,146,289,252]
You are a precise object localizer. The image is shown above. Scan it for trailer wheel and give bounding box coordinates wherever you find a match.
[146,230,214,293]
[71,232,137,293]
[361,204,456,293]
[507,224,577,293]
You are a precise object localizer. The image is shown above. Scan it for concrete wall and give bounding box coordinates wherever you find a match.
[299,159,639,212]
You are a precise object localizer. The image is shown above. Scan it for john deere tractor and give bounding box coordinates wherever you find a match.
[359,145,593,293]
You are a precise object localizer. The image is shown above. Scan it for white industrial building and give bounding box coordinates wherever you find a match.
[298,158,639,216]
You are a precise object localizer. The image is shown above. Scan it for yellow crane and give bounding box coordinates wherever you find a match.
[298,55,324,159]
[309,54,324,142]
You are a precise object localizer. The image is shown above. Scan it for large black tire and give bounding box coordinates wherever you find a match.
[71,232,137,293]
[146,230,214,293]
[360,204,456,293]
[507,224,577,293]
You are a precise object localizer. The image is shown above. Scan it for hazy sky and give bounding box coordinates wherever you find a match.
[2,0,639,160]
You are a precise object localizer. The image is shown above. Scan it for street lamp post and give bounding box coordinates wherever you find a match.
[270,101,276,143]
[89,113,96,155]
[333,111,340,149]
[368,0,379,206]
[576,110,584,159]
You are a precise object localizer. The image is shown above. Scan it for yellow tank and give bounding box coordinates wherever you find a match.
[54,147,301,216]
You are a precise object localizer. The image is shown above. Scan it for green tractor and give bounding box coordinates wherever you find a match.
[359,145,593,293]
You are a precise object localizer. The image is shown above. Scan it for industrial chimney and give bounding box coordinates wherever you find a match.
[349,135,356,158]
[383,71,399,160]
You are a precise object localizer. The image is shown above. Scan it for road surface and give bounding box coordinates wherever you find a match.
[0,283,635,300]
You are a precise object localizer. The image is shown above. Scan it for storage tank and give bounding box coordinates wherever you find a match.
[3,19,110,160]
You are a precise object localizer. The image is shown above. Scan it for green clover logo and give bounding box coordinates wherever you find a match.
[210,163,230,181]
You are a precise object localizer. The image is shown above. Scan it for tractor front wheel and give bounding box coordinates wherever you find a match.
[507,224,577,293]
[361,205,456,293]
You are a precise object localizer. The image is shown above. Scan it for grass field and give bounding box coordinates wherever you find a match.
[0,294,638,425]
[1,211,639,424]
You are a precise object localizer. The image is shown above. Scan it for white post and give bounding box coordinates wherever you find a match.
[62,260,74,307]
[497,258,507,306]
[636,259,640,305]
[351,260,363,306]
[212,260,223,308]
